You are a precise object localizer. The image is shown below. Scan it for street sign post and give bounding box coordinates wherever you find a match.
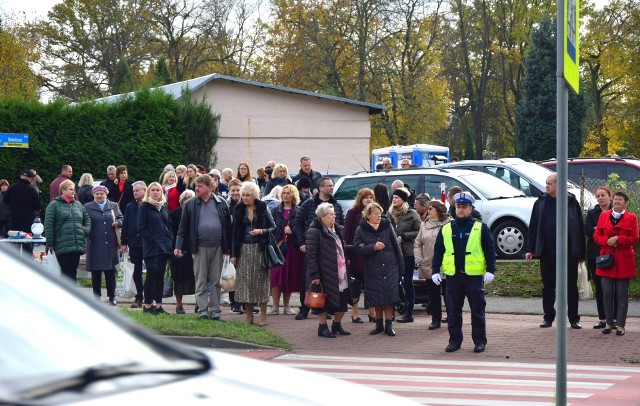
[0,133,29,148]
[564,0,580,94]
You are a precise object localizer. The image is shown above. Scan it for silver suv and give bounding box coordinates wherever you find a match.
[438,158,596,210]
[334,168,537,259]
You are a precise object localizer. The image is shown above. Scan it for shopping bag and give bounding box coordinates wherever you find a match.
[115,255,137,299]
[41,249,61,277]
[220,256,236,292]
[163,265,173,298]
[577,261,593,300]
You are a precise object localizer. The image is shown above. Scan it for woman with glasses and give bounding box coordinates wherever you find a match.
[235,161,257,184]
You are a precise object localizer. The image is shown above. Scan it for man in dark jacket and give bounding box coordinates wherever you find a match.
[291,156,323,196]
[175,174,231,321]
[100,165,117,201]
[4,169,41,234]
[293,176,345,320]
[120,181,147,308]
[525,173,585,329]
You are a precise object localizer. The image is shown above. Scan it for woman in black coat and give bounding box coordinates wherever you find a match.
[230,182,276,326]
[109,165,134,213]
[354,202,404,337]
[170,189,196,314]
[305,202,351,338]
[138,182,173,315]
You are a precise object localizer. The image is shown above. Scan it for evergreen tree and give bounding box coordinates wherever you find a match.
[112,55,135,94]
[515,16,586,161]
[463,127,475,159]
[153,56,174,86]
[178,88,220,167]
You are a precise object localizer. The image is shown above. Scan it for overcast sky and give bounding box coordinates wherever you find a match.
[1,0,609,21]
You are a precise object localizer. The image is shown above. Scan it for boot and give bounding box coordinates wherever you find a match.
[245,304,254,325]
[370,319,384,335]
[331,321,351,336]
[259,303,268,327]
[318,323,336,338]
[385,320,396,336]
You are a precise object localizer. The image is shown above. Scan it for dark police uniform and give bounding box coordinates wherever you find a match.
[432,192,496,353]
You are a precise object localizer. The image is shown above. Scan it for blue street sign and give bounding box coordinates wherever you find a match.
[0,133,29,148]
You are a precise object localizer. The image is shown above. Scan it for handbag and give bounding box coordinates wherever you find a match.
[577,261,593,300]
[304,282,327,309]
[163,264,173,298]
[347,267,362,305]
[596,253,614,269]
[261,230,285,269]
[111,209,122,247]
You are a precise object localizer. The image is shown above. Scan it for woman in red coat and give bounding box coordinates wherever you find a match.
[593,191,639,336]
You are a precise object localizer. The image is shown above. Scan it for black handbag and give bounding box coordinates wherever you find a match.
[596,253,614,269]
[347,267,362,304]
[262,230,285,269]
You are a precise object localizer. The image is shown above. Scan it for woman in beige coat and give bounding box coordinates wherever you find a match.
[414,200,450,330]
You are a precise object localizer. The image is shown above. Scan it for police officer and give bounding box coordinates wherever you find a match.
[431,192,496,353]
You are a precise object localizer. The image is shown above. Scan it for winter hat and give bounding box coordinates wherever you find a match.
[392,188,410,202]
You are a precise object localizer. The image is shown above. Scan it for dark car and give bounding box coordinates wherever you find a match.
[539,156,640,185]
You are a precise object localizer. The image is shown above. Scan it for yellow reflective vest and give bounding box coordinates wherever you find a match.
[441,221,486,276]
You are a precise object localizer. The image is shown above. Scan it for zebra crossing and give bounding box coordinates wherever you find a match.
[268,354,640,405]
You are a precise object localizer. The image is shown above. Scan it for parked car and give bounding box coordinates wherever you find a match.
[334,168,537,259]
[540,156,640,185]
[0,246,415,405]
[438,158,597,210]
[322,173,346,186]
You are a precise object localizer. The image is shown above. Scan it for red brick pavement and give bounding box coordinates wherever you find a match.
[159,303,640,366]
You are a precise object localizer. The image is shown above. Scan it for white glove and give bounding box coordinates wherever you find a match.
[483,273,495,284]
[431,273,442,285]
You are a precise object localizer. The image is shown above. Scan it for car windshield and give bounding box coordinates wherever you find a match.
[459,172,525,199]
[516,162,580,188]
[0,249,191,396]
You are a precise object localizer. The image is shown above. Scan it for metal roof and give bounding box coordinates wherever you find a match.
[95,73,386,115]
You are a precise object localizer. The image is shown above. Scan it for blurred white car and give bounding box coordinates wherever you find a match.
[0,246,416,405]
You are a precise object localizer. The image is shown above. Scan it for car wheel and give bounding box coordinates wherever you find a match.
[493,220,527,260]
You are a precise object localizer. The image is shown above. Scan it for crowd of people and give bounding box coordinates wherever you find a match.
[1,157,637,351]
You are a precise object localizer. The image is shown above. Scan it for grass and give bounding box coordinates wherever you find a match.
[489,260,640,299]
[119,308,292,350]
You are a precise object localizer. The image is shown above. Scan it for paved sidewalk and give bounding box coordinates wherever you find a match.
[103,289,640,366]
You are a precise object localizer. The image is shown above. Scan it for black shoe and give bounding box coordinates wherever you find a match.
[397,314,413,323]
[368,315,376,323]
[602,327,612,334]
[593,321,606,329]
[370,319,384,335]
[331,321,351,336]
[143,306,157,315]
[539,320,553,328]
[616,328,625,336]
[155,307,169,315]
[441,318,448,324]
[570,321,582,329]
[428,321,441,330]
[384,320,396,337]
[445,343,461,353]
[199,313,209,320]
[351,317,364,324]
[295,309,309,320]
[474,343,486,353]
[109,297,117,306]
[318,324,336,338]
[211,317,226,322]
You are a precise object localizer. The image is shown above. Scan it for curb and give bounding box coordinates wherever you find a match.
[166,335,273,350]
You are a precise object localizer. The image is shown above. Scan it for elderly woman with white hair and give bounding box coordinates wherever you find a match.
[305,202,351,338]
[230,182,276,326]
[170,189,196,314]
[84,185,123,305]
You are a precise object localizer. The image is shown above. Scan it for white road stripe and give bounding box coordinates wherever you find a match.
[368,384,591,398]
[315,372,613,389]
[275,354,640,373]
[278,362,629,380]
[408,397,554,406]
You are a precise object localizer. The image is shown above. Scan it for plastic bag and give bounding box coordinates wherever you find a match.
[163,265,173,298]
[220,256,236,292]
[41,249,61,277]
[577,261,593,300]
[115,255,137,299]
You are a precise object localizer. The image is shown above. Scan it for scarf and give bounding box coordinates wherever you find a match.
[612,209,625,219]
[62,195,74,204]
[147,197,164,212]
[97,201,107,210]
[389,202,408,225]
[327,226,348,291]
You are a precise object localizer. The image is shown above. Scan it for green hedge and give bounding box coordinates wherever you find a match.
[0,89,217,211]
